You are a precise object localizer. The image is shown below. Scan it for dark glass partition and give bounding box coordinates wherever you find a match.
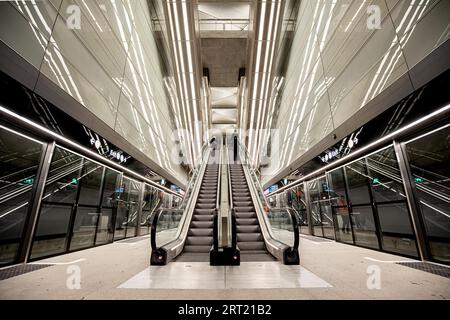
[406,125,450,263]
[0,126,43,265]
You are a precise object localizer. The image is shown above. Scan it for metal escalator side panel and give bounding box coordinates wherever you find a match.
[239,162,294,263]
[150,146,211,264]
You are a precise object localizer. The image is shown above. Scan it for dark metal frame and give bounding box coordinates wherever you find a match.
[394,140,431,261]
[0,115,182,266]
[19,141,55,263]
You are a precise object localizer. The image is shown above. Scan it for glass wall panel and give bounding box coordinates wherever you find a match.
[308,179,323,237]
[96,208,114,245]
[318,176,334,240]
[70,207,98,250]
[378,203,418,257]
[77,162,103,206]
[345,160,371,205]
[122,178,141,238]
[141,184,159,235]
[367,147,406,202]
[32,146,81,259]
[114,176,140,239]
[101,168,122,208]
[406,125,450,263]
[0,126,43,265]
[42,148,82,204]
[31,204,71,259]
[32,146,109,258]
[292,184,308,234]
[351,205,379,249]
[328,168,353,243]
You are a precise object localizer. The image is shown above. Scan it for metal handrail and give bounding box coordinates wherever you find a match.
[213,144,222,251]
[150,143,211,264]
[237,139,299,264]
[226,140,235,248]
[215,145,222,212]
[213,208,219,252]
[231,208,237,252]
[150,208,162,253]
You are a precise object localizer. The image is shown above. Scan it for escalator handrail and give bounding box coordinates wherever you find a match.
[231,208,237,252]
[212,144,222,250]
[272,207,300,253]
[226,141,235,248]
[150,207,185,250]
[150,144,211,263]
[150,208,163,251]
[213,208,219,251]
[237,140,299,263]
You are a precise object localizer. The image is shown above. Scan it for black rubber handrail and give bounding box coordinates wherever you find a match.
[150,208,163,252]
[286,208,300,254]
[213,208,219,252]
[231,208,237,252]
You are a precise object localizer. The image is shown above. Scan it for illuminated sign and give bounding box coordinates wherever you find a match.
[84,126,128,164]
[21,178,34,185]
[319,127,363,163]
[415,177,424,183]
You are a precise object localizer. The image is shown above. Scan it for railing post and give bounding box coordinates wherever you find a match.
[136,181,145,236]
[393,141,430,261]
[19,141,55,263]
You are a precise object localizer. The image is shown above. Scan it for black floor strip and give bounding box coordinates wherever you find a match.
[0,264,53,281]
[300,235,334,242]
[396,262,450,279]
[116,235,150,244]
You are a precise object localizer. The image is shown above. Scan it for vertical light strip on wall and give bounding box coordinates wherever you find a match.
[247,0,282,167]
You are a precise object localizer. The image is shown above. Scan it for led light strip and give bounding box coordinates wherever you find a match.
[267,104,450,196]
[0,106,183,198]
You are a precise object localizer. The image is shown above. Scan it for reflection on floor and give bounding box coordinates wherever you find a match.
[0,234,449,299]
[118,262,332,289]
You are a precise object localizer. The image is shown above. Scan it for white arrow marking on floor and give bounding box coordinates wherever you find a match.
[29,258,86,265]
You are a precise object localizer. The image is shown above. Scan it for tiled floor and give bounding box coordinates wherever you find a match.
[118,262,331,289]
[0,234,449,299]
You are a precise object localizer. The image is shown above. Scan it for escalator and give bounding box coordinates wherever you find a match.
[227,140,300,265]
[176,164,219,261]
[229,164,274,261]
[151,146,220,264]
[151,140,299,265]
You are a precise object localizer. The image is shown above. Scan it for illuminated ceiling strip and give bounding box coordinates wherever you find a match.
[0,106,183,197]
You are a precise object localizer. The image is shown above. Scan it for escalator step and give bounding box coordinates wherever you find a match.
[238,241,266,251]
[183,245,211,253]
[235,212,257,219]
[234,201,252,207]
[193,215,214,221]
[186,236,213,245]
[234,206,254,212]
[194,209,215,215]
[237,233,263,242]
[191,221,214,228]
[234,196,251,202]
[236,218,258,225]
[237,225,261,233]
[196,203,215,209]
[188,228,213,236]
[197,198,215,204]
